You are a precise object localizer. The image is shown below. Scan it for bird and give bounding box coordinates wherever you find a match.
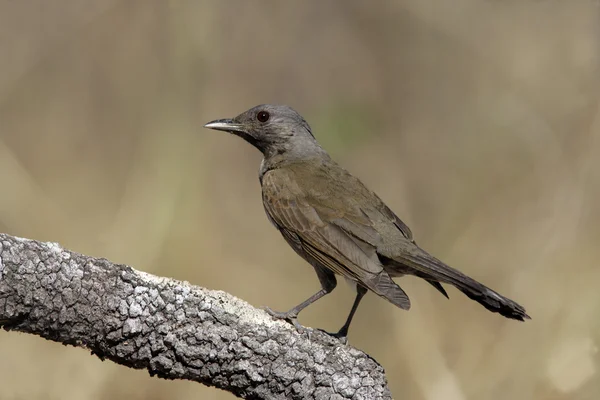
[204,104,530,339]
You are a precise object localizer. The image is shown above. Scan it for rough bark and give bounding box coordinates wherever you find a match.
[0,233,392,399]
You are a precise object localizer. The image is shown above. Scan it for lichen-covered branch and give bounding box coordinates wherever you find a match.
[0,233,392,400]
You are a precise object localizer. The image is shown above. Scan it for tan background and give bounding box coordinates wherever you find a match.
[1,1,599,399]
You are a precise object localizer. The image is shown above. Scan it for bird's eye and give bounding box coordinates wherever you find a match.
[257,111,270,123]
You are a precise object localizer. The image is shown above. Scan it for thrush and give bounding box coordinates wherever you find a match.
[204,104,530,339]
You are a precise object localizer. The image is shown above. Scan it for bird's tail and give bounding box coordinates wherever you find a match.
[394,247,530,321]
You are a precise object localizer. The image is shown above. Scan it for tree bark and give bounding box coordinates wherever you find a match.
[0,233,392,399]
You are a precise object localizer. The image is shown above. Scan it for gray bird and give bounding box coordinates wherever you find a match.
[204,104,530,339]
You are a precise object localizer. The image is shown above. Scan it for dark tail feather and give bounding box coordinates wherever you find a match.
[426,280,449,299]
[371,270,412,310]
[398,248,530,321]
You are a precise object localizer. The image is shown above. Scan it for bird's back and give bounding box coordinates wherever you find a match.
[262,158,413,242]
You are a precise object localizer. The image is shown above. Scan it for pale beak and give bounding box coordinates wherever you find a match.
[203,119,246,134]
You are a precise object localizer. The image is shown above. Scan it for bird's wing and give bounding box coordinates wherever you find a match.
[378,203,414,241]
[328,192,413,242]
[261,170,410,310]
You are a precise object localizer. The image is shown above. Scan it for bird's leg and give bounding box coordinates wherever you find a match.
[264,288,329,331]
[264,265,337,334]
[321,285,367,343]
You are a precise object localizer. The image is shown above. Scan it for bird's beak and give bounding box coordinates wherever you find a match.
[203,119,247,134]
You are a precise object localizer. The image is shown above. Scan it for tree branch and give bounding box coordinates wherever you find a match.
[0,233,392,399]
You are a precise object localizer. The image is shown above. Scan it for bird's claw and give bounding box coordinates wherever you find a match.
[316,328,349,345]
[263,306,296,321]
[263,307,312,337]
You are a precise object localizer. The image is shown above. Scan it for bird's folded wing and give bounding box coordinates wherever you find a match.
[262,180,410,309]
[374,204,414,242]
[264,197,380,279]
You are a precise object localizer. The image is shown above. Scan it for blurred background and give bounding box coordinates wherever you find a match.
[0,1,599,399]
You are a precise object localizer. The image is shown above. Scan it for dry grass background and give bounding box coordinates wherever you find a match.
[1,1,599,399]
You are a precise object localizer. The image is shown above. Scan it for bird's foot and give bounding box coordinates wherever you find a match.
[316,328,349,345]
[263,307,311,336]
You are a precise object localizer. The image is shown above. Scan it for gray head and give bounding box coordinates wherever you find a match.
[204,104,323,159]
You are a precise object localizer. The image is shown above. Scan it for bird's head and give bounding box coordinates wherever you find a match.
[204,104,319,157]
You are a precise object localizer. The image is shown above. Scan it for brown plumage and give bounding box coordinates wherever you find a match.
[204,104,530,339]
